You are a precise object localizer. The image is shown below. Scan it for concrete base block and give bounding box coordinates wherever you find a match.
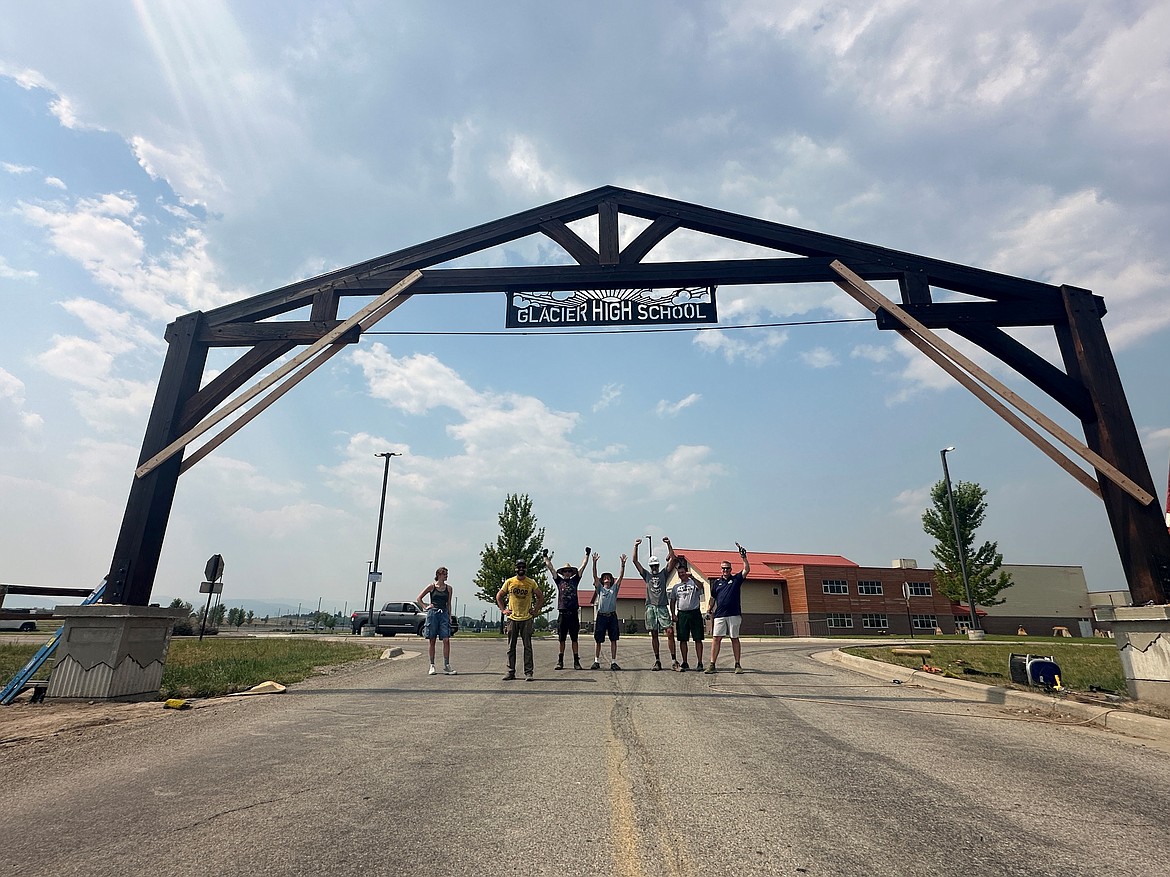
[1096,605,1170,708]
[47,604,185,701]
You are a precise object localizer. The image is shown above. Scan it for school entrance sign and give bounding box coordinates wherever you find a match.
[103,185,1170,612]
[505,286,718,329]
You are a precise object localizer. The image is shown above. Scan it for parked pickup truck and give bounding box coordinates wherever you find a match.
[350,601,459,637]
[0,609,39,632]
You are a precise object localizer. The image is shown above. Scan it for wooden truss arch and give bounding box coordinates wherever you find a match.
[105,185,1170,606]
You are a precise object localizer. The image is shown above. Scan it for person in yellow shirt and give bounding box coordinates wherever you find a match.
[496,559,543,681]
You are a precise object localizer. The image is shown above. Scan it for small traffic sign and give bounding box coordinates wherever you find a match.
[199,581,224,594]
[204,554,225,583]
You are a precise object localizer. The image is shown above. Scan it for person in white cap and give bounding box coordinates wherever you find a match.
[632,536,680,671]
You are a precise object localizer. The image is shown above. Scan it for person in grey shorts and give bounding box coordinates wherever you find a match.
[633,536,679,671]
[668,557,705,671]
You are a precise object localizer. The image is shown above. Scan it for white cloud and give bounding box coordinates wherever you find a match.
[892,484,932,520]
[0,256,37,280]
[655,393,702,418]
[343,343,723,503]
[131,135,227,208]
[2,161,35,174]
[490,134,581,200]
[988,188,1170,348]
[693,328,788,363]
[852,343,892,363]
[593,382,622,412]
[44,176,66,190]
[18,191,239,319]
[0,368,44,439]
[801,346,839,368]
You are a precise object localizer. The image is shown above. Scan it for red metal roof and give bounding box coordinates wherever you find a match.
[578,577,647,606]
[951,602,989,617]
[671,548,858,580]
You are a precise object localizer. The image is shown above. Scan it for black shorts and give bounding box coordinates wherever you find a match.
[594,613,620,643]
[558,611,580,641]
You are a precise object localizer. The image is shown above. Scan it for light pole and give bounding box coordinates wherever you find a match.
[363,559,373,627]
[940,447,980,634]
[369,451,401,633]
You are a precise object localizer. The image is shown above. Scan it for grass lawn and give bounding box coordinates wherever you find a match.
[1,636,384,700]
[844,640,1127,693]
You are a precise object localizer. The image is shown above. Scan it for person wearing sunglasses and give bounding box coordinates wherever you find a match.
[706,543,750,674]
[497,560,542,681]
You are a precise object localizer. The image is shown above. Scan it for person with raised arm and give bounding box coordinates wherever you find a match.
[633,536,680,670]
[589,552,626,670]
[707,542,750,674]
[543,546,590,670]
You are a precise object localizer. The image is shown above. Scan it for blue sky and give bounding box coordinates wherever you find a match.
[1,1,1167,618]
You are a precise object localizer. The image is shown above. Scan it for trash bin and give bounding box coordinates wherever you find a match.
[1009,653,1061,688]
[1008,653,1029,685]
[1026,656,1062,688]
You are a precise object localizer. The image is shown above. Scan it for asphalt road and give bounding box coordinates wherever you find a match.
[3,637,1169,877]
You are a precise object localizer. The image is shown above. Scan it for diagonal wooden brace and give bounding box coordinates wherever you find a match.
[830,260,1153,506]
[135,270,422,479]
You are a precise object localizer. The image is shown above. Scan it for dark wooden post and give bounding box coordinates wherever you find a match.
[1058,285,1170,604]
[104,313,208,605]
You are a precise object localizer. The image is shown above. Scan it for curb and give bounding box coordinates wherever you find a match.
[816,647,1170,744]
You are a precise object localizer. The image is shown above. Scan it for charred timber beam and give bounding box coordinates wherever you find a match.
[620,216,681,264]
[539,220,600,265]
[1058,285,1170,604]
[200,188,616,326]
[951,324,1094,420]
[199,321,362,346]
[609,189,1062,301]
[179,340,294,433]
[339,258,906,294]
[873,298,1102,329]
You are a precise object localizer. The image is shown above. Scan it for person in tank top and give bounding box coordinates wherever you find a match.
[418,567,457,676]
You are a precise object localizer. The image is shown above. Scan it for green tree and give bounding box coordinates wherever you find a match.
[922,479,1013,607]
[168,598,196,636]
[473,493,551,616]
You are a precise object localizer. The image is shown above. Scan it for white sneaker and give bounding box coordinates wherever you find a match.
[444,665,457,675]
[428,664,437,676]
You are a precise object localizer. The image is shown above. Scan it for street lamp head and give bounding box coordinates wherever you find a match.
[942,446,955,454]
[375,451,401,458]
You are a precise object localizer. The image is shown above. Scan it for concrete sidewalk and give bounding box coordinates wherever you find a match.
[816,646,1170,745]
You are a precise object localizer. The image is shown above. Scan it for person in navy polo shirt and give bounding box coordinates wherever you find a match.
[706,542,750,674]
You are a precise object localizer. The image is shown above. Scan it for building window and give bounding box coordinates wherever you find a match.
[857,580,883,595]
[862,613,888,629]
[822,579,848,594]
[772,588,780,596]
[906,581,932,597]
[954,617,972,632]
[911,614,938,630]
[826,613,853,628]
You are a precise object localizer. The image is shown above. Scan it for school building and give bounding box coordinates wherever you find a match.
[577,548,1097,638]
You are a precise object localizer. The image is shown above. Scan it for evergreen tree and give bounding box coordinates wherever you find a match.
[473,493,550,616]
[922,479,1013,607]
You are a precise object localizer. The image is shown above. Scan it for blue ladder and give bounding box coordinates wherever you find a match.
[1,580,106,705]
